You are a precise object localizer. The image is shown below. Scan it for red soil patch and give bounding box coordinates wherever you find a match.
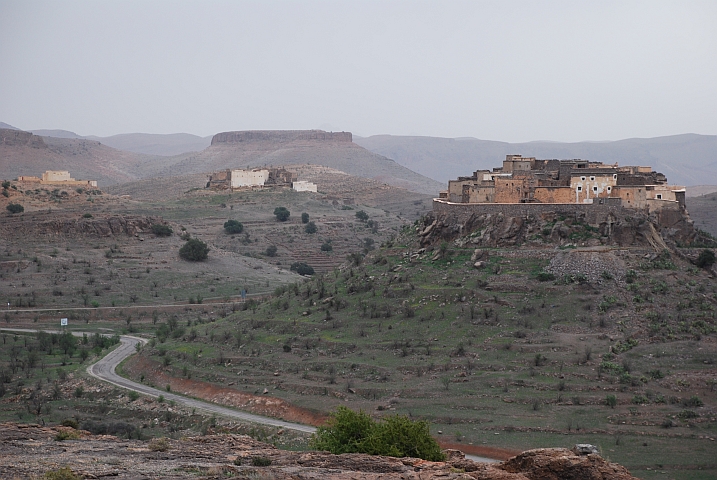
[125,355,327,427]
[437,441,519,461]
[126,355,519,461]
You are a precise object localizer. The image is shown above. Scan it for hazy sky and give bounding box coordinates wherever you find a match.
[1,0,715,142]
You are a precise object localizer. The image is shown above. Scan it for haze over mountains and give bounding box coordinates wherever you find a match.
[354,134,717,190]
[2,121,716,193]
[0,123,443,195]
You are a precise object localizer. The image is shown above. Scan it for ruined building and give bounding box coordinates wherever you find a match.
[207,167,307,191]
[441,155,684,213]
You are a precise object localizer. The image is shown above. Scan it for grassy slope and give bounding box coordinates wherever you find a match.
[125,227,717,480]
[2,177,715,478]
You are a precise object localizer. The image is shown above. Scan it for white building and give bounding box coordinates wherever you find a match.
[230,169,270,188]
[293,180,318,192]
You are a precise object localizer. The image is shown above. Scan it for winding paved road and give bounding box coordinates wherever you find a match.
[1,328,497,462]
[87,335,317,433]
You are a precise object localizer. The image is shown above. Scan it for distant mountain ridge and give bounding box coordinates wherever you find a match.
[354,133,717,188]
[4,120,715,191]
[0,127,443,195]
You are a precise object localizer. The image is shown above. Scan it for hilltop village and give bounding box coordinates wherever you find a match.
[440,155,685,212]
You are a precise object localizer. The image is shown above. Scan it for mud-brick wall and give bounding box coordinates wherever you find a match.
[432,200,632,225]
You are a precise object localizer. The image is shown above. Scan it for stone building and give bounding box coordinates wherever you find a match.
[442,155,684,214]
[292,180,318,192]
[207,167,298,190]
[18,171,97,187]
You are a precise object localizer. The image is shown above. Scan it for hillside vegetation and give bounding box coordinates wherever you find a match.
[1,168,715,479]
[116,223,717,480]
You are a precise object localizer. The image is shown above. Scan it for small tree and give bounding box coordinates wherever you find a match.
[321,242,333,252]
[151,224,173,237]
[179,238,209,261]
[355,210,369,222]
[305,221,317,234]
[6,203,24,214]
[291,262,315,276]
[265,245,278,257]
[223,219,244,234]
[301,212,310,224]
[274,207,290,222]
[696,249,715,269]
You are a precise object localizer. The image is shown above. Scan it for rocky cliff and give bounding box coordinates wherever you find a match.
[420,202,711,250]
[0,423,637,479]
[211,130,352,145]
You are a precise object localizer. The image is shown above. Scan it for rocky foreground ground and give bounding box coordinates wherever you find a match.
[0,423,637,479]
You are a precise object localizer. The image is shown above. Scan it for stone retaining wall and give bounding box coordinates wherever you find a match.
[433,199,637,225]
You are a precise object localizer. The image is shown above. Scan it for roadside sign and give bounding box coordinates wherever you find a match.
[61,318,68,326]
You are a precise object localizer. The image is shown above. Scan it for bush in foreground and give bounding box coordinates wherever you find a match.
[179,238,209,261]
[310,406,445,461]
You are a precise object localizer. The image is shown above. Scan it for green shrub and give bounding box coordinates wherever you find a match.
[251,456,272,466]
[290,262,315,276]
[696,249,715,268]
[355,210,369,221]
[605,394,617,408]
[82,213,93,218]
[54,430,80,441]
[151,224,173,236]
[148,436,170,452]
[265,245,278,257]
[310,406,445,461]
[536,271,555,282]
[683,396,703,407]
[128,391,139,401]
[179,238,209,261]
[61,418,79,429]
[305,221,317,234]
[321,242,333,252]
[301,212,309,223]
[223,219,243,234]
[274,207,290,222]
[6,203,24,214]
[43,467,81,480]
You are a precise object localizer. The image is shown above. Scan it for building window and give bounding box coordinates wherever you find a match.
[581,176,586,181]
[593,186,598,192]
[577,186,582,192]
[656,194,662,199]
[590,176,595,181]
[607,186,612,192]
[613,174,617,180]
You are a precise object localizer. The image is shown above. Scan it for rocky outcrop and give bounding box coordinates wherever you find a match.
[211,130,352,145]
[419,205,709,250]
[0,214,162,238]
[0,423,638,479]
[0,128,46,148]
[501,447,635,480]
